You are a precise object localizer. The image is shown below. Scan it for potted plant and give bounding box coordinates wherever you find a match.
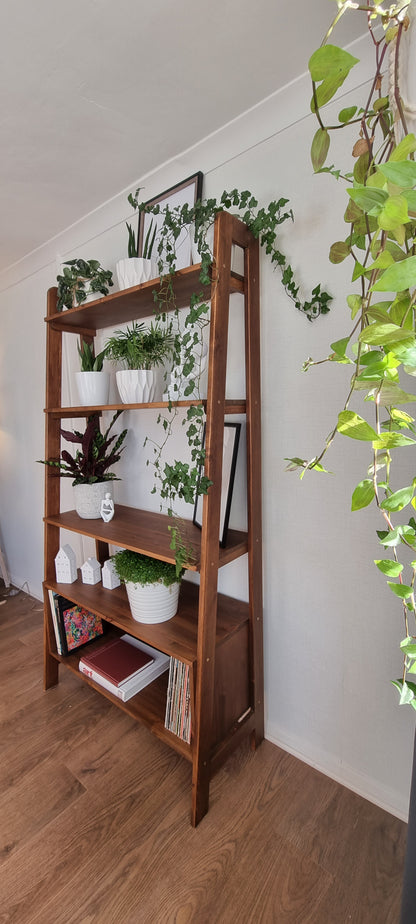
[75,339,110,406]
[39,412,128,518]
[112,548,183,623]
[116,193,158,290]
[105,320,174,403]
[56,258,113,311]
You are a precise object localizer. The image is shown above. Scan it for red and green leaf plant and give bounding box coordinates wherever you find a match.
[39,412,128,486]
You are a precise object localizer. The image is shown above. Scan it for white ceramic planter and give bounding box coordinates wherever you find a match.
[74,482,112,519]
[116,369,156,403]
[75,371,110,406]
[125,579,180,623]
[116,258,157,290]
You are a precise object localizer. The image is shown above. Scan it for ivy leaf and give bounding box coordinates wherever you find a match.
[371,255,416,292]
[351,479,374,511]
[309,45,359,110]
[400,637,416,658]
[374,559,403,577]
[311,128,330,172]
[387,581,414,599]
[380,485,414,512]
[337,411,378,441]
[377,161,416,187]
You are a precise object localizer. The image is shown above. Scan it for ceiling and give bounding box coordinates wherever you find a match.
[0,1,364,274]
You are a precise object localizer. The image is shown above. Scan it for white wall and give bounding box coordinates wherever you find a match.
[0,32,414,821]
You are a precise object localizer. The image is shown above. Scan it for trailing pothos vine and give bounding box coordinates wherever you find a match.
[126,187,332,572]
[286,1,416,708]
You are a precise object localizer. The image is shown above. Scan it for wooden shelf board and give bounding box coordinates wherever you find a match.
[51,641,192,761]
[45,398,247,418]
[44,578,249,664]
[44,505,248,570]
[45,266,244,333]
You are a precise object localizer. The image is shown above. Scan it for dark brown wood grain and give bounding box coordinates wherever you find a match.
[0,588,407,924]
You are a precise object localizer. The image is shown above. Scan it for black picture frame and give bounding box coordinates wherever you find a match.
[193,422,241,548]
[138,172,203,269]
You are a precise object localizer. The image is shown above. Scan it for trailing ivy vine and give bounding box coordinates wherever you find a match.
[126,187,332,571]
[286,1,416,708]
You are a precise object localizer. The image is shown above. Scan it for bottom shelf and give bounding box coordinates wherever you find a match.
[49,628,193,761]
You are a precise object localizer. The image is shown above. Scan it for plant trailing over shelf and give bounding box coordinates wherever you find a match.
[77,339,107,372]
[105,320,174,370]
[39,412,127,485]
[124,184,333,571]
[285,1,416,709]
[112,548,183,586]
[56,259,113,311]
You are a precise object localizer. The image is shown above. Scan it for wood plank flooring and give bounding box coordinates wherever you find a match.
[0,586,408,923]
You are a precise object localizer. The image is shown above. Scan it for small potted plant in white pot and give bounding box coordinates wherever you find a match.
[39,412,128,518]
[75,339,110,407]
[56,258,113,311]
[112,549,183,623]
[116,196,158,289]
[105,320,174,403]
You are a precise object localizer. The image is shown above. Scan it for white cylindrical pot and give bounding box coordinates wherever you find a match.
[125,579,180,623]
[75,371,110,406]
[116,258,157,290]
[116,369,156,403]
[74,482,112,519]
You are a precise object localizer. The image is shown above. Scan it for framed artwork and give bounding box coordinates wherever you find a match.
[193,422,241,548]
[138,172,203,270]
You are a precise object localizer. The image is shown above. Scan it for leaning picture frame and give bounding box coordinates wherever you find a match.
[138,172,203,270]
[193,422,241,548]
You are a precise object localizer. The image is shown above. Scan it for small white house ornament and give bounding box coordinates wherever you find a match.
[55,545,77,583]
[81,557,101,585]
[101,558,121,590]
[100,492,115,522]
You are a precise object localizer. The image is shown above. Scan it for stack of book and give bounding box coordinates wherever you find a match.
[79,634,170,702]
[48,590,104,656]
[164,658,191,743]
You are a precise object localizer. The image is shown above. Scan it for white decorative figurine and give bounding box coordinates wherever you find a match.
[81,556,101,585]
[101,558,121,590]
[55,545,77,583]
[100,492,115,522]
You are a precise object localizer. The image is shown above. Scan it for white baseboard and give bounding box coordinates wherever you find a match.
[265,721,409,823]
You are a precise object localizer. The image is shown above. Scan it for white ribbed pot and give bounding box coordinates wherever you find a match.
[125,579,180,623]
[74,482,112,519]
[116,258,157,290]
[116,369,156,403]
[75,371,110,406]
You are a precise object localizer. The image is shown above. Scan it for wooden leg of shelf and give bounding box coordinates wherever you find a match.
[44,648,59,689]
[250,725,264,751]
[191,760,210,827]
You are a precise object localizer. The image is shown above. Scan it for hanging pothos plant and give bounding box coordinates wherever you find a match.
[127,187,332,572]
[286,0,416,708]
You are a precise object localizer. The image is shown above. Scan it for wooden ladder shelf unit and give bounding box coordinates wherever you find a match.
[42,210,264,826]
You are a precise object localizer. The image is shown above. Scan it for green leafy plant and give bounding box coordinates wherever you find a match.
[39,412,127,485]
[112,548,182,586]
[77,339,107,372]
[124,185,334,571]
[105,321,174,370]
[126,187,157,259]
[56,259,113,311]
[286,1,416,708]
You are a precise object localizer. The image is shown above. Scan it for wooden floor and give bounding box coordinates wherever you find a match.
[0,586,407,923]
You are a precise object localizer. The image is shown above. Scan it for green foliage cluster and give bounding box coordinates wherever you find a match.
[105,321,174,370]
[286,1,416,708]
[39,412,127,486]
[77,339,107,372]
[112,548,182,586]
[126,191,157,259]
[56,259,113,312]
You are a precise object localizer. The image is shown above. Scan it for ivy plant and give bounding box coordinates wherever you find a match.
[125,186,332,572]
[286,1,416,708]
[56,258,113,311]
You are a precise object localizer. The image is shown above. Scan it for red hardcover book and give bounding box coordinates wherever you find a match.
[79,637,154,686]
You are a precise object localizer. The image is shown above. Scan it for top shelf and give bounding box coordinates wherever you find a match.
[46,265,245,333]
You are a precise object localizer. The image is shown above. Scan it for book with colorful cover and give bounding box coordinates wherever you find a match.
[56,597,104,656]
